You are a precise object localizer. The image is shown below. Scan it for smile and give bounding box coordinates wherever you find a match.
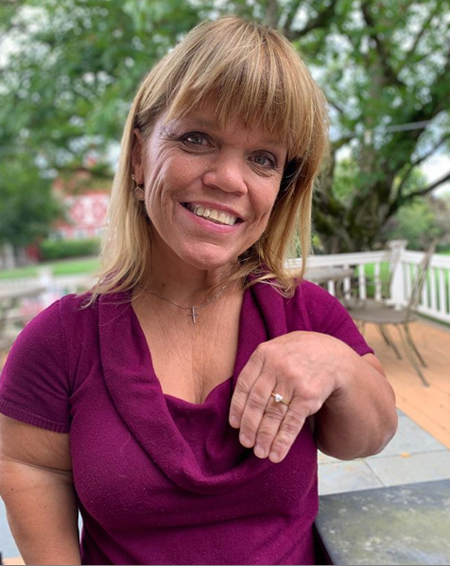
[183,203,240,226]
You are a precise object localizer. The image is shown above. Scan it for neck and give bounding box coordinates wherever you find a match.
[142,233,241,305]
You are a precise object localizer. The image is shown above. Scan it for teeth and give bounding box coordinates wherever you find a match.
[187,204,238,226]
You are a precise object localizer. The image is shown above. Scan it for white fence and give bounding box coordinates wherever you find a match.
[400,250,450,324]
[287,244,450,325]
[0,271,94,307]
[1,246,450,324]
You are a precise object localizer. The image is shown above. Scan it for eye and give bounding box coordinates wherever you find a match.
[181,132,210,146]
[252,152,277,169]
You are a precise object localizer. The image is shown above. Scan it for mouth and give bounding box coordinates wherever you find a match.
[182,203,242,226]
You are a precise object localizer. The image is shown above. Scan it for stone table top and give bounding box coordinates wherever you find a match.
[316,479,450,565]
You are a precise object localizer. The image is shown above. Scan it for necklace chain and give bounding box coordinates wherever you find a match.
[138,284,227,324]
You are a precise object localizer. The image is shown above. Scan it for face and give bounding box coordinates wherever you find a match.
[131,100,288,275]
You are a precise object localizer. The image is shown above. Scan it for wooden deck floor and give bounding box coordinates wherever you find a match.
[363,318,450,449]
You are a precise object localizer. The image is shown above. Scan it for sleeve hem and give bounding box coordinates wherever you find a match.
[354,345,375,356]
[0,399,70,433]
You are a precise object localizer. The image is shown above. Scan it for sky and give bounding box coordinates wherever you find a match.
[422,153,450,196]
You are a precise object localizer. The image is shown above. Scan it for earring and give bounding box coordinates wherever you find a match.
[134,185,145,200]
[131,173,145,200]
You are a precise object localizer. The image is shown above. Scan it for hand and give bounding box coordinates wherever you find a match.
[229,331,353,463]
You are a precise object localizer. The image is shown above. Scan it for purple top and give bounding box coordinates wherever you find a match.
[0,280,373,565]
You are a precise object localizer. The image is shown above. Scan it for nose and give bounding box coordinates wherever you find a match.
[201,152,248,195]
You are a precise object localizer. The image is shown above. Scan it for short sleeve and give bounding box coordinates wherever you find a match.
[288,281,374,357]
[0,300,71,433]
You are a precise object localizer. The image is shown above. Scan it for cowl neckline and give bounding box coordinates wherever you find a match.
[98,282,290,494]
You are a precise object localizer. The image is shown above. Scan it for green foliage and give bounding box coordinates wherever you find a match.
[39,238,100,261]
[0,154,61,247]
[381,195,450,251]
[304,0,450,251]
[0,0,204,168]
[332,158,359,206]
[0,0,449,253]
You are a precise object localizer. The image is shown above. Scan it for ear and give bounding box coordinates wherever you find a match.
[131,129,145,185]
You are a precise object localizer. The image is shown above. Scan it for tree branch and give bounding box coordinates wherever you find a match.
[396,132,450,197]
[331,134,355,151]
[341,28,370,67]
[263,0,280,28]
[360,1,404,88]
[399,48,441,70]
[411,133,450,169]
[407,45,450,126]
[328,98,345,115]
[285,0,339,40]
[282,0,302,36]
[407,170,450,199]
[397,3,441,74]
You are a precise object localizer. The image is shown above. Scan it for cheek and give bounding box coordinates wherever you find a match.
[252,185,279,221]
[144,153,199,200]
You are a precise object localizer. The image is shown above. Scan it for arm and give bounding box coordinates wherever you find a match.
[229,332,397,463]
[0,415,81,565]
[311,349,397,459]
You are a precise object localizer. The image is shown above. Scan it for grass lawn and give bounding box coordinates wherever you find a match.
[0,256,100,280]
[355,262,391,298]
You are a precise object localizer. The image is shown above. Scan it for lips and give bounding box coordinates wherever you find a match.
[182,203,241,226]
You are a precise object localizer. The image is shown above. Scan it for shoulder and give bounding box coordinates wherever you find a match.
[290,278,336,308]
[250,277,373,355]
[15,293,97,344]
[7,293,101,372]
[283,279,345,330]
[249,278,346,333]
[287,280,373,355]
[58,292,98,320]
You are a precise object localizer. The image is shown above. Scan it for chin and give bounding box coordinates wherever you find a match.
[179,247,240,273]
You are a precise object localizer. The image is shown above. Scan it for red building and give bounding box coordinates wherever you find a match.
[52,171,110,240]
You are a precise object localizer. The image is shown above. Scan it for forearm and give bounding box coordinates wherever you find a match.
[0,460,81,565]
[314,353,398,460]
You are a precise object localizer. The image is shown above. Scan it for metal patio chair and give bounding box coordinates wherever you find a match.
[349,240,438,387]
[343,242,403,310]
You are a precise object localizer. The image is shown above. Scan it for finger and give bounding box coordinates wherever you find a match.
[238,377,276,449]
[252,390,290,459]
[229,347,265,429]
[268,404,306,463]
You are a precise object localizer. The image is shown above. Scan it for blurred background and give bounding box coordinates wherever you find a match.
[0,0,449,277]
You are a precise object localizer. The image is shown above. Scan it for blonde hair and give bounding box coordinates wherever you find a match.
[89,16,329,302]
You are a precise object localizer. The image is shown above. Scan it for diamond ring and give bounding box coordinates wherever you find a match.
[270,391,290,407]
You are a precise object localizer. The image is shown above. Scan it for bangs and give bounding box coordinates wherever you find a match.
[162,19,320,161]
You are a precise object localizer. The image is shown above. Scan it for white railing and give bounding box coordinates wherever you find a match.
[287,243,450,325]
[287,250,386,300]
[398,251,450,324]
[1,246,450,324]
[0,270,95,308]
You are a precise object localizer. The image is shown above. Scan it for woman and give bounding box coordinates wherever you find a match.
[0,17,397,565]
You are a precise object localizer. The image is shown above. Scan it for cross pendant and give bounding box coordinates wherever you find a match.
[189,306,198,324]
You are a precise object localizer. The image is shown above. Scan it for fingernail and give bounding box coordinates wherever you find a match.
[230,414,239,428]
[240,434,252,448]
[269,451,281,463]
[254,445,266,458]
